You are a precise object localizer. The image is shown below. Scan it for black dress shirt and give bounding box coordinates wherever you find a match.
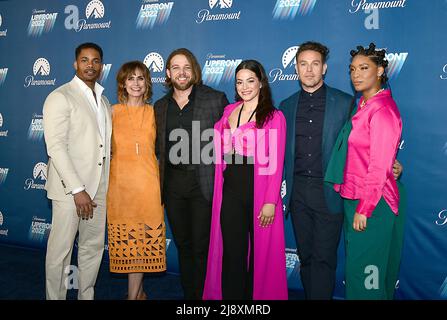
[294,84,326,178]
[166,86,196,167]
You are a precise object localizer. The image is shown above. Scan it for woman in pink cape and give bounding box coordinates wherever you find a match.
[203,60,288,300]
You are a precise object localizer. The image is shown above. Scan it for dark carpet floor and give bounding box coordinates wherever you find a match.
[0,244,304,300]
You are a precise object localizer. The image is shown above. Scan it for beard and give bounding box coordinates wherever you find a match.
[171,77,194,91]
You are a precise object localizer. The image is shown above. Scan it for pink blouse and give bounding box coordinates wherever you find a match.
[222,113,256,158]
[334,89,402,218]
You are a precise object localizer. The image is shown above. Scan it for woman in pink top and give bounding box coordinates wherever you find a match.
[335,43,404,299]
[203,60,288,300]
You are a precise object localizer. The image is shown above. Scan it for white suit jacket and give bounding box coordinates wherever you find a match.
[43,77,112,201]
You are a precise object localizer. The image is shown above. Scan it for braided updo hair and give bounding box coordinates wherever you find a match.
[350,42,389,84]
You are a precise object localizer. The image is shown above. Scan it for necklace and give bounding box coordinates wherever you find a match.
[124,104,146,155]
[360,88,384,108]
[232,103,256,154]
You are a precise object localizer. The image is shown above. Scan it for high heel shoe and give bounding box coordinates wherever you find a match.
[137,291,147,300]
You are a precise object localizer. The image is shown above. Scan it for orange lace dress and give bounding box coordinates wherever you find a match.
[107,104,166,273]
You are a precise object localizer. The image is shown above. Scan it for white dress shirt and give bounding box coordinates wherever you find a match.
[71,76,106,195]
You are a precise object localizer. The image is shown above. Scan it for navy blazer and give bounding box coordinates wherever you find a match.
[278,85,353,215]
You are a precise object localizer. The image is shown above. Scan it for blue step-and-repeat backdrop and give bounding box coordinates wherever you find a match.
[0,0,446,300]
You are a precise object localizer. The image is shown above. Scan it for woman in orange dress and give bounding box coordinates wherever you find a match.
[107,61,166,300]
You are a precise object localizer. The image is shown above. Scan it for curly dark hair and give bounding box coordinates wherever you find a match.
[234,59,275,129]
[350,42,389,84]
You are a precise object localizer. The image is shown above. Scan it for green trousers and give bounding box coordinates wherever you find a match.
[343,182,406,300]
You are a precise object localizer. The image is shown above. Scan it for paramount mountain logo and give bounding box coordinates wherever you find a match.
[269,46,299,83]
[202,53,242,86]
[272,0,317,20]
[0,13,7,37]
[209,0,233,9]
[27,9,58,37]
[24,58,56,88]
[196,0,241,24]
[136,0,174,30]
[0,113,8,137]
[144,52,166,83]
[24,162,47,191]
[86,0,104,19]
[28,114,44,141]
[64,0,111,32]
[34,58,50,76]
[98,63,112,84]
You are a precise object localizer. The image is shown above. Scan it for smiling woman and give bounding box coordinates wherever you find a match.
[203,60,288,300]
[106,61,166,300]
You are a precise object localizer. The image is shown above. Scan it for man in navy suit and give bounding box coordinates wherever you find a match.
[279,41,352,300]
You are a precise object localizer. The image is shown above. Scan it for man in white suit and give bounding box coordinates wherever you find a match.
[43,42,112,300]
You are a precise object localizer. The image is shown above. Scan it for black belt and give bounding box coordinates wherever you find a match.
[167,162,196,171]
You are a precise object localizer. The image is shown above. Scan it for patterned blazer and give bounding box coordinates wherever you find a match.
[154,84,228,203]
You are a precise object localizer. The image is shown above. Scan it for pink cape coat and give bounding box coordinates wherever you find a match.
[203,102,288,300]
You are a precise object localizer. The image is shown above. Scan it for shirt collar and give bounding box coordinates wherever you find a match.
[301,83,326,99]
[73,75,104,98]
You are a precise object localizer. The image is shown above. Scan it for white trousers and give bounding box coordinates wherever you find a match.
[45,167,107,300]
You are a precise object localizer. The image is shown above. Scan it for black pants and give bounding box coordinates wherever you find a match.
[220,155,254,300]
[291,175,344,300]
[164,167,211,300]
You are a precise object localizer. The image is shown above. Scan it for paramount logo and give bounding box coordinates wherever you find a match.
[64,0,112,32]
[144,52,166,83]
[268,46,299,83]
[349,0,407,13]
[196,0,241,24]
[24,162,47,191]
[24,58,56,88]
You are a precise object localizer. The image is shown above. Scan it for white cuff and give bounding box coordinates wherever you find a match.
[71,187,85,195]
